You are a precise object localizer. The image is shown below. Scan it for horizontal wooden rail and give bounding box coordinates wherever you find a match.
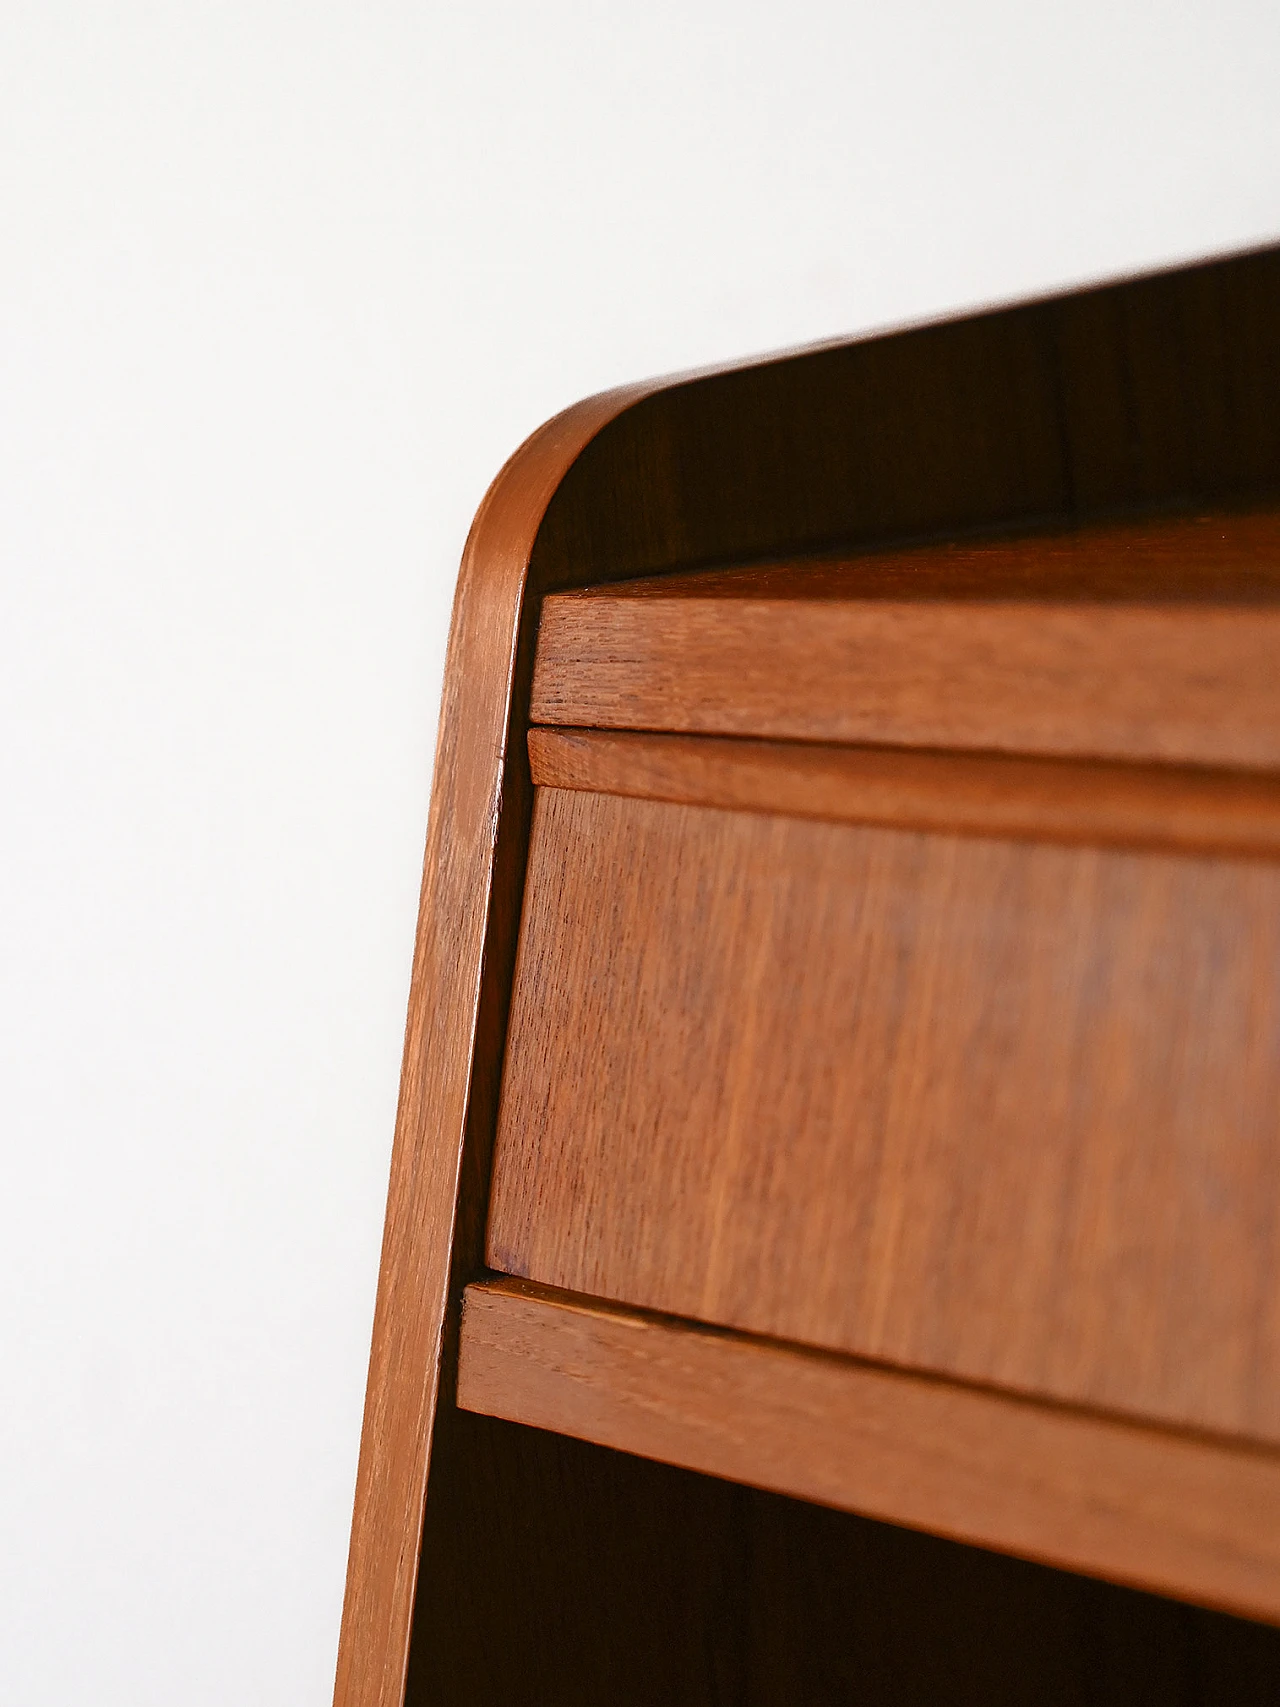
[529,727,1280,860]
[530,508,1280,770]
[459,1277,1280,1627]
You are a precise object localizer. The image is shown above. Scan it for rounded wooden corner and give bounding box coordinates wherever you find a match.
[331,366,699,1707]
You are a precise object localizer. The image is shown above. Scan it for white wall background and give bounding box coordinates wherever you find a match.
[2,4,1277,1702]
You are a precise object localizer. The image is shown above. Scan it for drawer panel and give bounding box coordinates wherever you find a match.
[487,785,1280,1445]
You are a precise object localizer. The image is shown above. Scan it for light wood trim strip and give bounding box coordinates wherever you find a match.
[459,1277,1280,1627]
[529,727,1280,859]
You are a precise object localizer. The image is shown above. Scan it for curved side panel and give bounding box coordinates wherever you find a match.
[331,382,655,1707]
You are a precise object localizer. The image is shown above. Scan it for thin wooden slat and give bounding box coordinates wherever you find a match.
[529,727,1280,859]
[530,509,1280,770]
[458,1277,1280,1627]
[487,788,1280,1446]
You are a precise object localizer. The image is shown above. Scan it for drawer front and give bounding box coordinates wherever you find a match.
[487,786,1280,1445]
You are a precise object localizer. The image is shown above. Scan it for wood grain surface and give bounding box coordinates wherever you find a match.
[532,509,1280,768]
[408,1410,1280,1707]
[531,248,1280,590]
[488,786,1280,1444]
[337,244,1280,1707]
[405,1408,744,1707]
[459,1278,1280,1627]
[731,1474,1280,1707]
[530,726,1280,859]
[330,383,663,1707]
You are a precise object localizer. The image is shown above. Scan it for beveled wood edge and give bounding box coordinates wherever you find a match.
[528,727,1280,860]
[459,1277,1280,1627]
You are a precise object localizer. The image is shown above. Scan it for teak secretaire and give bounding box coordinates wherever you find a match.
[335,244,1280,1706]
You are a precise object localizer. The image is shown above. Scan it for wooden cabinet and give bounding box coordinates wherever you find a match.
[335,245,1280,1706]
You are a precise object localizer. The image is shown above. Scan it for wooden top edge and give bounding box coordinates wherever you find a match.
[517,236,1280,428]
[545,505,1280,606]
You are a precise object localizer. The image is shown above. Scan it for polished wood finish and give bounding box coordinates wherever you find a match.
[460,1278,1280,1625]
[338,244,1280,1707]
[533,249,1280,590]
[332,384,657,1707]
[532,509,1280,768]
[489,786,1280,1444]
[531,726,1280,859]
